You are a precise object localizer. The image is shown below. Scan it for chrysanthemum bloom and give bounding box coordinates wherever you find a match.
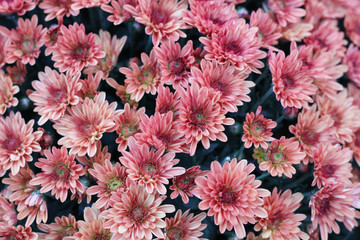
[344,9,360,46]
[250,9,282,48]
[170,165,206,204]
[53,92,117,157]
[242,106,277,149]
[0,225,38,239]
[268,0,306,27]
[120,50,161,101]
[304,20,347,58]
[316,90,360,144]
[310,183,360,240]
[183,1,238,36]
[312,143,353,188]
[135,112,185,152]
[73,205,113,240]
[155,85,180,120]
[76,72,102,100]
[0,35,7,68]
[154,40,195,89]
[281,19,313,42]
[190,60,254,113]
[101,0,137,25]
[0,70,19,115]
[289,104,335,163]
[200,19,266,73]
[120,137,185,194]
[51,23,105,74]
[0,112,42,175]
[259,137,305,178]
[178,83,234,156]
[254,188,308,240]
[43,24,61,56]
[84,30,127,78]
[269,48,317,108]
[0,196,17,226]
[87,159,128,209]
[28,67,82,125]
[194,159,270,238]
[0,0,36,15]
[39,0,79,22]
[30,146,85,202]
[114,103,145,152]
[316,0,356,19]
[71,0,110,10]
[38,214,79,239]
[124,0,187,46]
[6,61,27,85]
[103,183,175,240]
[76,141,110,174]
[343,44,360,87]
[0,15,46,66]
[156,209,206,240]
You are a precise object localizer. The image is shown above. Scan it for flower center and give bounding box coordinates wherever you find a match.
[169,59,185,74]
[107,178,124,191]
[166,227,184,240]
[5,136,21,152]
[93,233,111,240]
[301,129,319,146]
[22,38,36,53]
[131,206,146,222]
[322,165,337,178]
[190,111,206,127]
[72,44,88,60]
[318,197,330,215]
[219,188,236,203]
[174,174,192,190]
[151,8,169,24]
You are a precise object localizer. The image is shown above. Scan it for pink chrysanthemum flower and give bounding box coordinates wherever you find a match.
[103,183,175,240]
[0,225,38,239]
[250,9,282,49]
[38,214,79,239]
[101,0,137,25]
[289,104,335,164]
[0,0,36,15]
[259,137,305,178]
[178,83,234,156]
[124,0,187,46]
[77,72,102,100]
[344,9,360,46]
[0,112,42,175]
[120,50,161,101]
[30,146,85,203]
[39,0,79,22]
[190,59,254,113]
[194,159,270,238]
[254,188,308,240]
[200,19,266,73]
[183,1,238,36]
[0,15,46,66]
[135,112,185,152]
[155,85,180,119]
[242,106,277,149]
[84,30,127,78]
[28,67,82,125]
[317,0,356,19]
[71,0,110,10]
[0,70,19,115]
[51,23,105,74]
[156,209,207,240]
[280,20,313,42]
[268,0,306,27]
[0,35,7,68]
[53,92,117,157]
[310,183,360,240]
[87,159,128,209]
[114,103,145,152]
[316,90,360,144]
[0,196,17,226]
[76,140,110,174]
[312,143,353,188]
[43,24,61,56]
[269,48,317,108]
[343,44,360,87]
[154,40,195,89]
[120,137,185,194]
[170,165,206,204]
[6,61,27,85]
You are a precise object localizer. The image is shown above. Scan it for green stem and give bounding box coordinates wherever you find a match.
[285,171,312,189]
[254,66,269,85]
[256,172,270,180]
[251,86,274,112]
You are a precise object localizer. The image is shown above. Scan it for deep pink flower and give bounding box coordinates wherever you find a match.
[268,0,306,27]
[155,85,180,119]
[101,0,137,25]
[77,72,102,100]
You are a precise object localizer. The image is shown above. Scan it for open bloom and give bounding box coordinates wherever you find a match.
[28,67,82,125]
[38,214,79,239]
[194,159,270,238]
[6,61,27,85]
[53,92,117,157]
[0,225,37,239]
[101,0,137,25]
[268,0,306,27]
[344,9,360,46]
[343,44,360,87]
[103,183,175,240]
[155,85,180,119]
[0,70,19,115]
[39,0,79,22]
[0,112,42,175]
[0,0,36,15]
[0,196,17,227]
[242,106,277,149]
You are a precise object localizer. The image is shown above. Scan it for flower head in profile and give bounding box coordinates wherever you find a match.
[53,92,117,157]
[254,188,308,240]
[242,106,277,149]
[51,23,105,74]
[29,67,82,125]
[77,72,102,100]
[0,196,17,226]
[106,78,138,108]
[0,225,38,240]
[0,15,46,66]
[38,214,79,239]
[343,44,360,87]
[268,0,306,27]
[101,0,137,25]
[194,158,270,238]
[125,0,187,46]
[0,70,19,115]
[103,183,175,240]
[155,85,180,120]
[39,0,79,22]
[200,19,266,73]
[0,112,42,175]
[30,146,85,203]
[259,137,305,178]
[120,137,185,194]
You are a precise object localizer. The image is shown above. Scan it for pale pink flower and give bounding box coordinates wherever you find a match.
[6,61,27,85]
[0,0,36,15]
[77,72,102,100]
[76,141,110,174]
[43,24,61,56]
[0,196,17,226]
[344,9,360,46]
[280,20,313,42]
[38,214,79,239]
[101,0,137,25]
[71,0,110,10]
[268,0,306,27]
[0,225,38,239]
[343,44,360,87]
[39,0,79,22]
[0,35,6,68]
[155,85,180,119]
[0,70,19,115]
